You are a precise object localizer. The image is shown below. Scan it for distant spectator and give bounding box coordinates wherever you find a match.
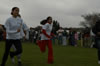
[74,31,78,47]
[62,30,68,46]
[69,29,75,46]
[57,27,64,45]
[83,27,90,48]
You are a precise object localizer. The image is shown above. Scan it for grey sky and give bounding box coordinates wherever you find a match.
[0,0,100,27]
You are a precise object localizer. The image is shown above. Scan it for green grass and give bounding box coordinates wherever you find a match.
[0,41,99,66]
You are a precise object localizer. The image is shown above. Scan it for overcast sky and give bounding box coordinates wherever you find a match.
[0,0,100,28]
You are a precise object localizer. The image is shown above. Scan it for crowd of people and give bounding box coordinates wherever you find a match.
[28,27,92,48]
[0,24,97,48]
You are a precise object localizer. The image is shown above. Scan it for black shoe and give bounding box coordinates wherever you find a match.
[18,61,22,66]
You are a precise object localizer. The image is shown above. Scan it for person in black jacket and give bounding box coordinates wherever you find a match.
[92,19,100,64]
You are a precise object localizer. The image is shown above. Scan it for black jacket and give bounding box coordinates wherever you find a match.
[92,21,100,37]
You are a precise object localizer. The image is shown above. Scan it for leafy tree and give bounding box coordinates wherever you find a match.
[52,20,60,34]
[80,13,100,28]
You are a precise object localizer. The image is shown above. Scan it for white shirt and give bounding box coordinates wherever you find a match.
[5,16,25,40]
[91,29,95,36]
[57,29,64,36]
[41,23,52,40]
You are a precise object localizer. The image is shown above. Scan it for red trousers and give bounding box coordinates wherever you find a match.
[37,40,53,63]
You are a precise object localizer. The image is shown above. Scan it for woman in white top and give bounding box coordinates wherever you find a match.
[39,16,54,64]
[1,7,26,66]
[11,14,29,64]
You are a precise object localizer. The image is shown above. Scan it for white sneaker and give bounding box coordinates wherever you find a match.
[98,61,100,64]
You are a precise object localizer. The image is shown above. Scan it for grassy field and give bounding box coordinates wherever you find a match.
[0,41,99,66]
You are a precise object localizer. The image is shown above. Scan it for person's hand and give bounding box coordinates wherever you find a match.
[23,36,26,39]
[50,36,52,39]
[48,36,52,39]
[50,36,53,39]
[17,29,20,32]
[97,32,100,35]
[54,35,56,37]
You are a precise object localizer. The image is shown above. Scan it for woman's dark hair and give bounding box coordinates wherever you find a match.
[40,19,47,25]
[46,16,52,21]
[11,7,19,15]
[40,16,52,25]
[2,25,6,30]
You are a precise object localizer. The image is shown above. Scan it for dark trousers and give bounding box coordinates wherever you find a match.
[1,39,22,66]
[95,37,100,61]
[58,36,63,45]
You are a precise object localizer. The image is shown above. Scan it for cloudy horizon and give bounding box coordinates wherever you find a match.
[0,0,100,28]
